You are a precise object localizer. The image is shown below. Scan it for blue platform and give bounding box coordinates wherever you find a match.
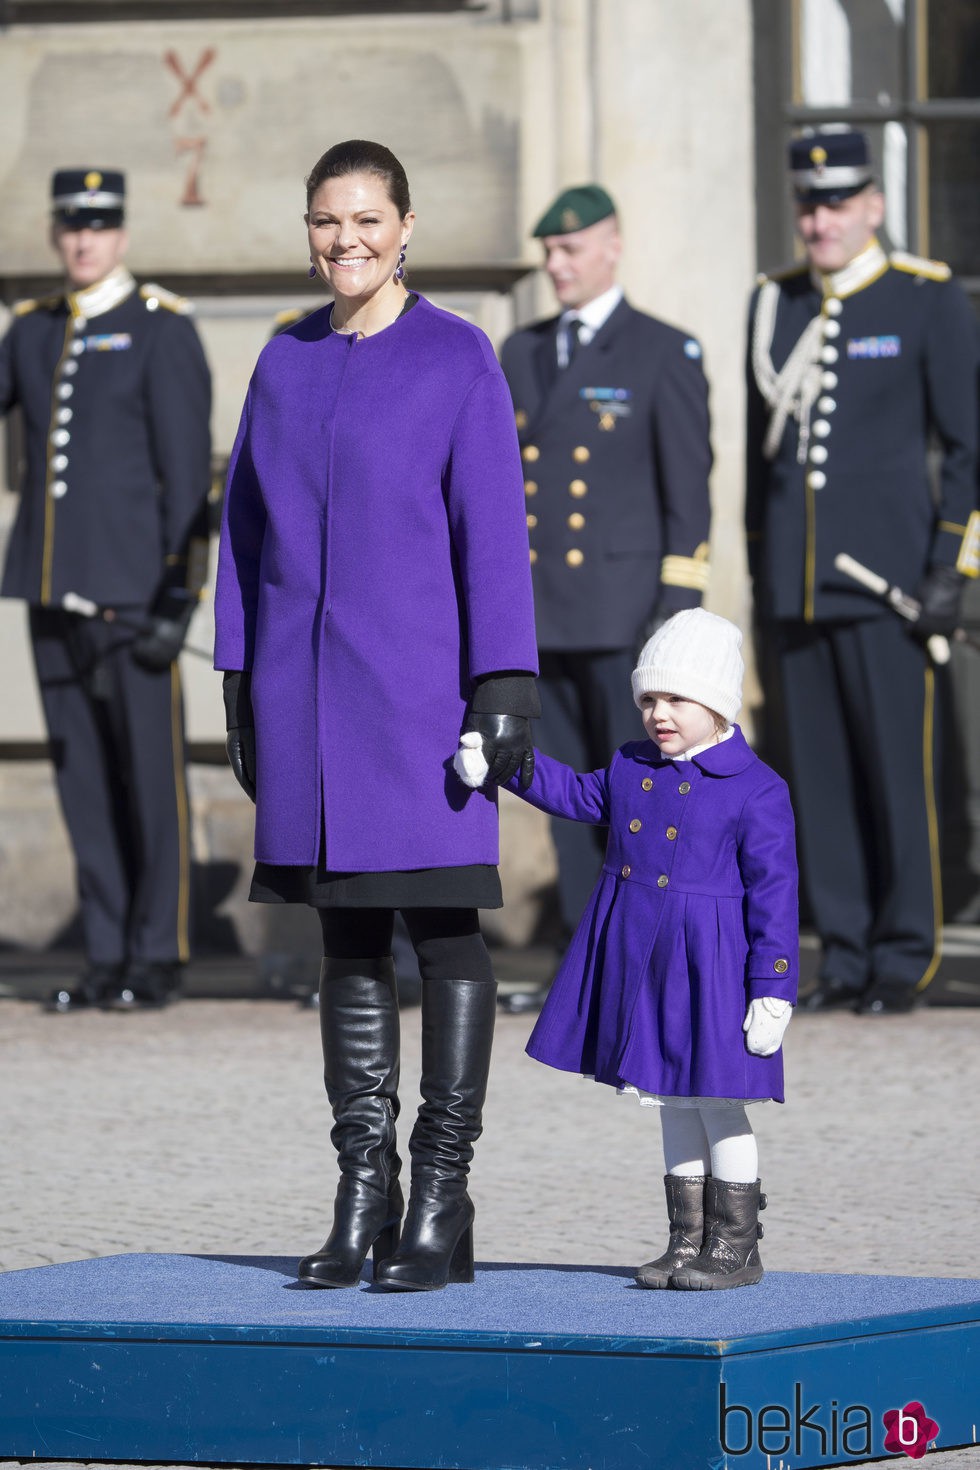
[1,1253,978,1469]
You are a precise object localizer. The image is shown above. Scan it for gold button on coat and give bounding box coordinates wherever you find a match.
[522,445,540,462]
[569,479,588,497]
[565,548,584,567]
[568,512,585,530]
[666,826,677,840]
[678,781,691,794]
[621,864,631,878]
[628,819,642,833]
[641,777,653,791]
[572,445,590,463]
[529,548,538,564]
[526,513,538,528]
[657,875,669,888]
[524,480,538,496]
[774,958,789,974]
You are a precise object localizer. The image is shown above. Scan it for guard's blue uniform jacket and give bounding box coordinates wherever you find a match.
[501,296,713,650]
[0,267,211,611]
[746,242,980,621]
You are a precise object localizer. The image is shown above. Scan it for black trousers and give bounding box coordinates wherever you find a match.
[537,648,638,934]
[29,607,192,968]
[774,617,943,993]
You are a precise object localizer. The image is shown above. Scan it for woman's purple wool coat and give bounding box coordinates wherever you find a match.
[213,296,538,869]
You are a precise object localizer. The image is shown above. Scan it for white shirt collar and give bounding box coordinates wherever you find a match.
[561,283,623,342]
[810,237,888,300]
[663,723,735,762]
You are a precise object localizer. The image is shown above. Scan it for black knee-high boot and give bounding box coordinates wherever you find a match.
[375,973,496,1291]
[298,956,403,1288]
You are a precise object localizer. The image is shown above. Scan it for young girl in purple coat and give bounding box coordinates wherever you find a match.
[456,609,799,1289]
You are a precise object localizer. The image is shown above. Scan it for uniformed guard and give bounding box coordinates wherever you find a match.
[499,183,713,1012]
[746,129,980,1015]
[0,167,212,1011]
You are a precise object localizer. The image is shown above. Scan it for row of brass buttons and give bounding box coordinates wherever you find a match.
[522,445,591,464]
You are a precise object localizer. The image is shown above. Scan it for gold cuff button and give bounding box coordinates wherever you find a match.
[678,781,691,794]
[774,958,789,974]
[641,777,653,791]
[572,446,590,463]
[666,826,677,840]
[628,819,642,833]
[657,875,669,888]
[565,548,584,567]
[621,864,631,878]
[569,479,588,498]
[567,512,585,530]
[522,445,540,463]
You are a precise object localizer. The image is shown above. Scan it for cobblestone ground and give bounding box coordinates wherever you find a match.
[1,974,979,1470]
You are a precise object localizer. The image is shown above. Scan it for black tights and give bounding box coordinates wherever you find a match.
[317,907,494,984]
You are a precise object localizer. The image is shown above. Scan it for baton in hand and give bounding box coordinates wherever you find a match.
[61,591,214,662]
[832,554,980,665]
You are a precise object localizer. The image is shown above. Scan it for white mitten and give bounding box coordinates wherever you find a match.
[743,996,793,1057]
[453,730,490,789]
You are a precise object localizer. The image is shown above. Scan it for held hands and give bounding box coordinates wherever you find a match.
[454,731,490,788]
[743,996,792,1057]
[458,713,535,789]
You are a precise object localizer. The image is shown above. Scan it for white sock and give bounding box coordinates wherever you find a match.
[699,1104,758,1183]
[660,1106,710,1175]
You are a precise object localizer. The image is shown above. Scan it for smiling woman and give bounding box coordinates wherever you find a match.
[213,139,540,1295]
[305,141,415,337]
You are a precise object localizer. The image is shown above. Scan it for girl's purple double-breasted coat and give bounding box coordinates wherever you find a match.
[515,729,799,1102]
[213,297,538,870]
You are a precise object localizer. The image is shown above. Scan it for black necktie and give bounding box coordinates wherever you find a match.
[564,317,582,367]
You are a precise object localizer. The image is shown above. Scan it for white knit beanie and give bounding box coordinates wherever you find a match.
[631,608,744,723]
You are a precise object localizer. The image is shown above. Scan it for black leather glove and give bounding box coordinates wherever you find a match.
[223,670,257,802]
[912,565,965,641]
[462,712,535,789]
[131,602,195,671]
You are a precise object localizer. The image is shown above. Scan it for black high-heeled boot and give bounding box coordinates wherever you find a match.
[298,956,403,1288]
[375,974,496,1292]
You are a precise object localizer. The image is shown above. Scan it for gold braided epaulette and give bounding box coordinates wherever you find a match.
[13,294,61,316]
[889,250,951,282]
[140,282,193,314]
[756,262,809,287]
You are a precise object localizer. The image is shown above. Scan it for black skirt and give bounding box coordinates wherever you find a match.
[249,862,502,909]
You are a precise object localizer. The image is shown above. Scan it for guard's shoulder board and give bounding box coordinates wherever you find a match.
[273,307,305,328]
[13,293,60,317]
[889,250,951,283]
[139,282,193,315]
[756,261,808,287]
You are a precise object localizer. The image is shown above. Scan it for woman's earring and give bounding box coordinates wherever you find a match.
[394,245,407,283]
[308,257,317,279]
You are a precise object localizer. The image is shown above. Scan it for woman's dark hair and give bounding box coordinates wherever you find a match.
[305,140,411,216]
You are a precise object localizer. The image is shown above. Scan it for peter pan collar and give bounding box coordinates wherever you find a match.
[634,724,756,777]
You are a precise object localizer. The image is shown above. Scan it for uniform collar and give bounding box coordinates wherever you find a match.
[810,237,888,300]
[67,265,137,320]
[560,284,623,338]
[635,723,756,776]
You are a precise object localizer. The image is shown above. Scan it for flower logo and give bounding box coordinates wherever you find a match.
[882,1401,939,1459]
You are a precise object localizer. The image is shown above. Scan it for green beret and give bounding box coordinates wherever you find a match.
[532,184,616,238]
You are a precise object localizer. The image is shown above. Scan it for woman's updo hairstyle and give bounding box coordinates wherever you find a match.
[305,140,412,218]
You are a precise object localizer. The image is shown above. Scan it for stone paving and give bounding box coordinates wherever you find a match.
[1,952,979,1470]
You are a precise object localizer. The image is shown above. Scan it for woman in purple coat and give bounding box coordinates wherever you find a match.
[457,609,799,1289]
[214,141,539,1292]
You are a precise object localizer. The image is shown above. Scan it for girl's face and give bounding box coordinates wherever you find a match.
[306,172,414,306]
[639,692,722,757]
